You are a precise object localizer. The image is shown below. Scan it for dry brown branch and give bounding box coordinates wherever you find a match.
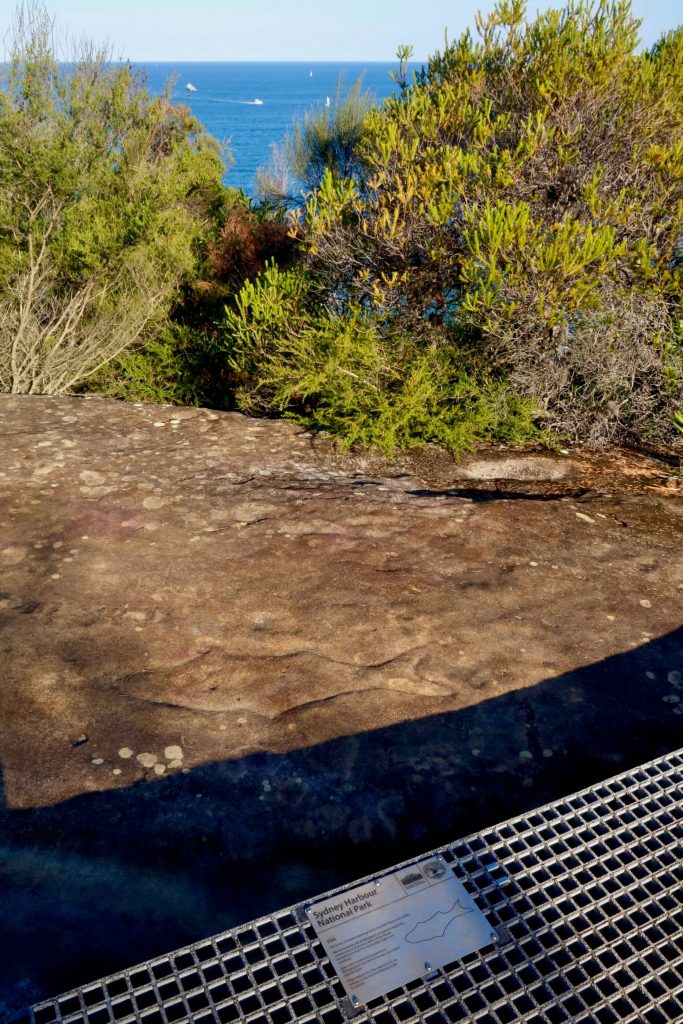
[0,252,171,395]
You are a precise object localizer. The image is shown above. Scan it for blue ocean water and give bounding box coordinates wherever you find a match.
[138,62,399,194]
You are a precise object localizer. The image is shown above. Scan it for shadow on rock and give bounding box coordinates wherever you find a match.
[1,628,681,1014]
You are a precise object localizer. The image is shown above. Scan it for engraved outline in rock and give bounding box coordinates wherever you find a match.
[404,899,474,944]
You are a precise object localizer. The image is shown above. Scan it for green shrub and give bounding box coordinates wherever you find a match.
[257,78,375,206]
[304,0,683,445]
[0,2,225,395]
[92,324,231,408]
[226,262,541,455]
[92,189,299,409]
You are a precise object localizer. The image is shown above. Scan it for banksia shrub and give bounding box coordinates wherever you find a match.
[304,0,682,445]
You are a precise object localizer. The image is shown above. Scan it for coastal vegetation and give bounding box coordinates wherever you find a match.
[1,0,681,455]
[0,3,224,396]
[256,77,375,205]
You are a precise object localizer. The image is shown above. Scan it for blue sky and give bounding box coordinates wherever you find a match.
[3,1,681,61]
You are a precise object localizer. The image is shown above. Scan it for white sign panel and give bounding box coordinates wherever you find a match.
[307,856,495,1004]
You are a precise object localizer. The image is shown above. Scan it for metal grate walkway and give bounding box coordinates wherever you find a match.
[29,749,683,1024]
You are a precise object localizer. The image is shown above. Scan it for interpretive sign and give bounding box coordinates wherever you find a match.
[306,856,495,1005]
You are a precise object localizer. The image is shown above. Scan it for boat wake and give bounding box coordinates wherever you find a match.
[195,97,266,106]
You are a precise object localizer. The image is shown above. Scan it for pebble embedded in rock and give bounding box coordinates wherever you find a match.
[91,758,104,765]
[164,745,183,761]
[575,512,595,524]
[668,671,682,687]
[112,768,121,776]
[662,695,680,704]
[519,750,534,761]
[1,545,28,564]
[79,470,105,486]
[639,599,652,608]
[153,763,166,775]
[168,759,183,769]
[136,752,157,767]
[118,747,133,759]
[645,672,656,680]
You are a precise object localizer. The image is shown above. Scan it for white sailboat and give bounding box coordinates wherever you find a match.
[324,96,330,107]
[185,82,197,92]
[253,98,264,105]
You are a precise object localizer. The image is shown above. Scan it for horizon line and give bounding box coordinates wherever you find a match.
[112,58,428,64]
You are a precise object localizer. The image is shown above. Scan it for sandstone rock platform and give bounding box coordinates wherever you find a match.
[0,395,681,1014]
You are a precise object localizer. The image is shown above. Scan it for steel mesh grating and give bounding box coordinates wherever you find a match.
[28,749,683,1024]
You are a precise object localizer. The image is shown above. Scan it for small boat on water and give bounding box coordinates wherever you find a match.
[324,96,330,107]
[253,98,264,105]
[185,82,197,92]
